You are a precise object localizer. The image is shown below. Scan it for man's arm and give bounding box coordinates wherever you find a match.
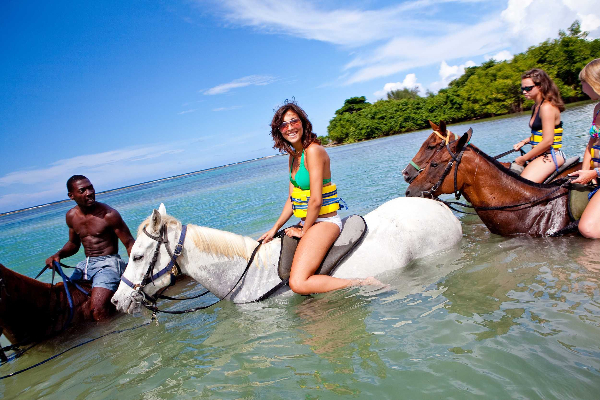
[45,215,81,266]
[106,208,135,256]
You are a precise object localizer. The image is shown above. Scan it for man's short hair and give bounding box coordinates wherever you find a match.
[67,175,89,192]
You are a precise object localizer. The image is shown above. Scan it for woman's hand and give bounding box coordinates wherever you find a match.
[259,227,278,243]
[284,226,304,239]
[569,169,597,184]
[513,140,528,151]
[514,155,527,166]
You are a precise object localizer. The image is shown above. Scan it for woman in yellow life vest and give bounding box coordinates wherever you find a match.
[513,68,566,183]
[259,102,375,294]
[568,59,600,238]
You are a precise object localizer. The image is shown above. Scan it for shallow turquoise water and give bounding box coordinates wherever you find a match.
[1,103,600,399]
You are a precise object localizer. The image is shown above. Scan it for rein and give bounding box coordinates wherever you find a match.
[121,224,187,294]
[126,223,282,315]
[422,139,467,201]
[426,143,571,212]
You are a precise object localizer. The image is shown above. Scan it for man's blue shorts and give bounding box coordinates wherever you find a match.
[71,254,126,292]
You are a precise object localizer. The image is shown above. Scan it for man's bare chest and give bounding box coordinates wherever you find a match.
[72,215,111,238]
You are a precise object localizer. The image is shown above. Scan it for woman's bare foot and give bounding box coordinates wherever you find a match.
[347,276,386,287]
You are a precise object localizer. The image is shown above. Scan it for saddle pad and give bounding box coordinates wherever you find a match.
[277,215,368,281]
[568,183,594,221]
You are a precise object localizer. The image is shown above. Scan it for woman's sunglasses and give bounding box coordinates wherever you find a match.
[279,118,302,132]
[521,84,538,92]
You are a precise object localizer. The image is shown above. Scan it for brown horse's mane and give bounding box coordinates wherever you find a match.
[467,144,565,189]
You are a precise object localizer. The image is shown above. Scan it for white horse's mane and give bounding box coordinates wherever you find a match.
[137,215,251,261]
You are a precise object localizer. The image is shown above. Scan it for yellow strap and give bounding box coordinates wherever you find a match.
[434,130,457,145]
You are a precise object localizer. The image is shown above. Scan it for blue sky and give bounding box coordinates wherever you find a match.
[1,0,599,213]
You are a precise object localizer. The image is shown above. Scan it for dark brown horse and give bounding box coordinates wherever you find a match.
[403,121,581,185]
[0,264,95,346]
[404,129,576,237]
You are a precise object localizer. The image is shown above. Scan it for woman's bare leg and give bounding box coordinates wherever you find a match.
[288,222,354,295]
[579,192,600,238]
[520,154,564,183]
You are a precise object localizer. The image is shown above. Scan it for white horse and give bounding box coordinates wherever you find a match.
[111,197,462,314]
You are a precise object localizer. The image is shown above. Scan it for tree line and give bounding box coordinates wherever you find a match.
[324,21,600,145]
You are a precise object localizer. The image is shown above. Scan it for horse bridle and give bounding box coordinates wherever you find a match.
[421,139,467,200]
[407,130,458,180]
[121,224,187,301]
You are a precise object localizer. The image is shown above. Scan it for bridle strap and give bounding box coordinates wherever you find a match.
[409,130,457,174]
[143,233,278,314]
[423,139,466,199]
[121,224,187,291]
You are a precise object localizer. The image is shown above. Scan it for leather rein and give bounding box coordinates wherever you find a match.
[420,140,570,212]
[422,139,466,201]
[121,224,272,315]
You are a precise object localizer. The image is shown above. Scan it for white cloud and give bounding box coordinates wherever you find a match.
[0,146,186,187]
[209,0,434,47]
[501,0,600,45]
[0,132,277,212]
[484,50,513,62]
[203,75,277,95]
[212,106,243,112]
[178,109,198,115]
[429,60,476,93]
[205,0,600,85]
[373,74,425,100]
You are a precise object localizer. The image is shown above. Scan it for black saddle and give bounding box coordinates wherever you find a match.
[277,215,367,281]
[544,156,580,184]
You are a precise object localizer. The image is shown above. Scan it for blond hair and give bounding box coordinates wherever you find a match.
[580,59,600,97]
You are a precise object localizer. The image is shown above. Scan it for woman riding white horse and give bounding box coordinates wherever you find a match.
[111,198,462,315]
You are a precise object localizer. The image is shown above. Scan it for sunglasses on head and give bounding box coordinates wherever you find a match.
[279,118,301,132]
[521,84,538,92]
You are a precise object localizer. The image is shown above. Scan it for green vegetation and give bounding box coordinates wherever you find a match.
[326,21,600,144]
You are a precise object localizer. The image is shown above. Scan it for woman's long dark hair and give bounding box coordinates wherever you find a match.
[270,101,319,155]
[522,68,565,111]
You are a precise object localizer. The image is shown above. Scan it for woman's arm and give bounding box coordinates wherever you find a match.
[301,145,327,233]
[515,103,559,165]
[582,137,594,171]
[258,163,295,243]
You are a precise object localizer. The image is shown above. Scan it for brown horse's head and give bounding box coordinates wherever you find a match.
[402,121,458,184]
[405,128,472,198]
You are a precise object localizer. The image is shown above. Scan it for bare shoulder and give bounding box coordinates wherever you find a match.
[65,206,79,226]
[100,203,124,224]
[305,143,328,159]
[540,101,560,115]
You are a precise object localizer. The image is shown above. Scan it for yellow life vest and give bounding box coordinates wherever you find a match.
[290,184,340,218]
[529,128,563,150]
[590,142,600,168]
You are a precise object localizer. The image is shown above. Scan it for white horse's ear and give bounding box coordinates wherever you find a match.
[151,209,162,232]
[158,203,166,216]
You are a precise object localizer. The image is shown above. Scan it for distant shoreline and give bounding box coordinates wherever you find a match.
[0,154,281,217]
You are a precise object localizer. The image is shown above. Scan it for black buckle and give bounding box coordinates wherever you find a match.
[173,243,183,257]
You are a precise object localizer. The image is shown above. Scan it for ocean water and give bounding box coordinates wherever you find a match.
[0,103,599,399]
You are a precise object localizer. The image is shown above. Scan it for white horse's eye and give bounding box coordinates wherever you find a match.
[133,255,143,262]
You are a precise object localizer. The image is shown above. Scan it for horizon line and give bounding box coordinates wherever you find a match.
[0,154,281,217]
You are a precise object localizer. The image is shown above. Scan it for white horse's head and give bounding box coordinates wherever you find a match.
[111,203,184,314]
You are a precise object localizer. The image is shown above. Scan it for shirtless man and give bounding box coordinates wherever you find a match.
[45,175,135,321]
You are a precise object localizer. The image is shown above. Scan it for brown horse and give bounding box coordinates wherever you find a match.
[403,121,581,185]
[0,264,95,346]
[404,129,577,237]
